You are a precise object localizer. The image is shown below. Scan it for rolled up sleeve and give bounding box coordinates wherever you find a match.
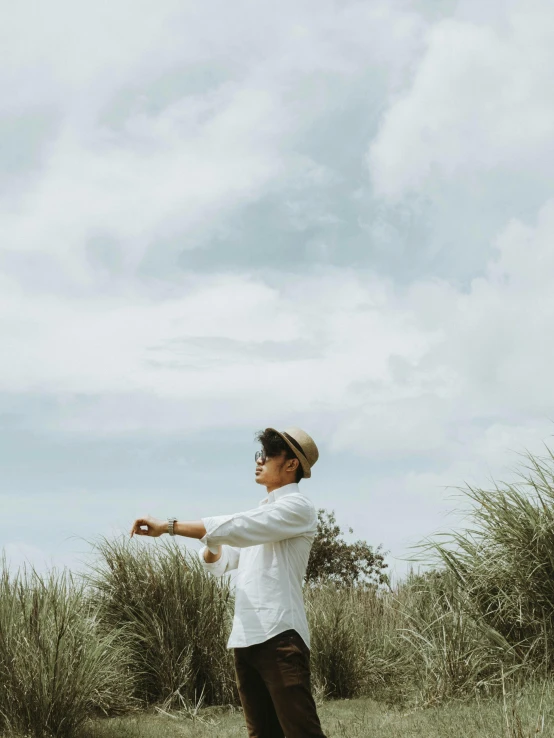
[198,544,240,577]
[200,496,316,549]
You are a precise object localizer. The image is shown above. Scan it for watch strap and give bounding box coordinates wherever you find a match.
[167,517,177,536]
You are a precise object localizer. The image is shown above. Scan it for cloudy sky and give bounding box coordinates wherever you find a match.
[2,0,554,581]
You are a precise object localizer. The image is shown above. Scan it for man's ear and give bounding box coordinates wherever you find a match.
[287,458,299,472]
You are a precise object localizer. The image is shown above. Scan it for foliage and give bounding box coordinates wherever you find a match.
[86,536,239,710]
[0,561,135,738]
[304,508,389,589]
[8,446,554,731]
[398,569,519,705]
[429,447,554,674]
[304,583,367,699]
[304,582,408,702]
[303,569,521,708]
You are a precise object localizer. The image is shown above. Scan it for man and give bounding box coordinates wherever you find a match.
[130,426,327,738]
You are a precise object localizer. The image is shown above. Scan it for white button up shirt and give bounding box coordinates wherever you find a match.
[198,483,317,651]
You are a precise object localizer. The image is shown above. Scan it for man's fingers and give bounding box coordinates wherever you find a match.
[130,518,150,537]
[129,516,162,538]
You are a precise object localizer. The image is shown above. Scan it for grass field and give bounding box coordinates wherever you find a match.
[6,449,554,738]
[81,686,554,738]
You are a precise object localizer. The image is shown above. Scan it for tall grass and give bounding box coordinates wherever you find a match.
[431,448,554,677]
[302,447,554,707]
[0,561,135,738]
[398,570,522,705]
[304,583,410,703]
[305,575,514,707]
[85,449,554,714]
[7,446,554,735]
[86,537,239,711]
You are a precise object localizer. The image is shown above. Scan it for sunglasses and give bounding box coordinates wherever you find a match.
[255,450,267,464]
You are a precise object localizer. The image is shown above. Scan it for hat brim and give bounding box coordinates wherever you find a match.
[266,427,312,478]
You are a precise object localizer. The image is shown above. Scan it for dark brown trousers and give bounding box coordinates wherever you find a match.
[233,629,327,738]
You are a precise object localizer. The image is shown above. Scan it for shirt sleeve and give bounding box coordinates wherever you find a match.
[198,544,240,577]
[200,495,316,549]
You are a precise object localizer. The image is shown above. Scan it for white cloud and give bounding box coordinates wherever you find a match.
[3,198,554,455]
[1,0,426,284]
[341,198,554,461]
[368,0,554,198]
[1,86,293,282]
[2,0,554,573]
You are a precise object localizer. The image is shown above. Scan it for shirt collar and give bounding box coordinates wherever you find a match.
[260,482,300,505]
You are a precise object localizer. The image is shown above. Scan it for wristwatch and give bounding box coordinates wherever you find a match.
[167,517,178,536]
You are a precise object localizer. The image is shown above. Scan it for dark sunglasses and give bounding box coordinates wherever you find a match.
[255,450,267,464]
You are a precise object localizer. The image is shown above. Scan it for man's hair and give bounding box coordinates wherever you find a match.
[255,428,304,483]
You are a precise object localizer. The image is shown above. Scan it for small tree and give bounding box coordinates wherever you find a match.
[305,509,388,589]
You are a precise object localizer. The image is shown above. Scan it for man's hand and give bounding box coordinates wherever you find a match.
[130,515,166,538]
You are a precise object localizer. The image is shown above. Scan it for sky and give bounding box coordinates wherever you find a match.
[2,0,554,582]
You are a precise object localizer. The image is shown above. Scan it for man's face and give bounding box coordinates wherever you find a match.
[255,450,288,487]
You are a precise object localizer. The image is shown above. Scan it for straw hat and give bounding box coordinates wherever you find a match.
[267,426,319,478]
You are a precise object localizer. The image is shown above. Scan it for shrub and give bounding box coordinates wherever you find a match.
[430,448,554,675]
[87,536,239,710]
[304,583,408,701]
[305,509,388,589]
[0,561,135,738]
[302,573,511,707]
[398,570,518,705]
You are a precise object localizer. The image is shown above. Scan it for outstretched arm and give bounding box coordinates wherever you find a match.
[130,516,207,540]
[202,496,316,549]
